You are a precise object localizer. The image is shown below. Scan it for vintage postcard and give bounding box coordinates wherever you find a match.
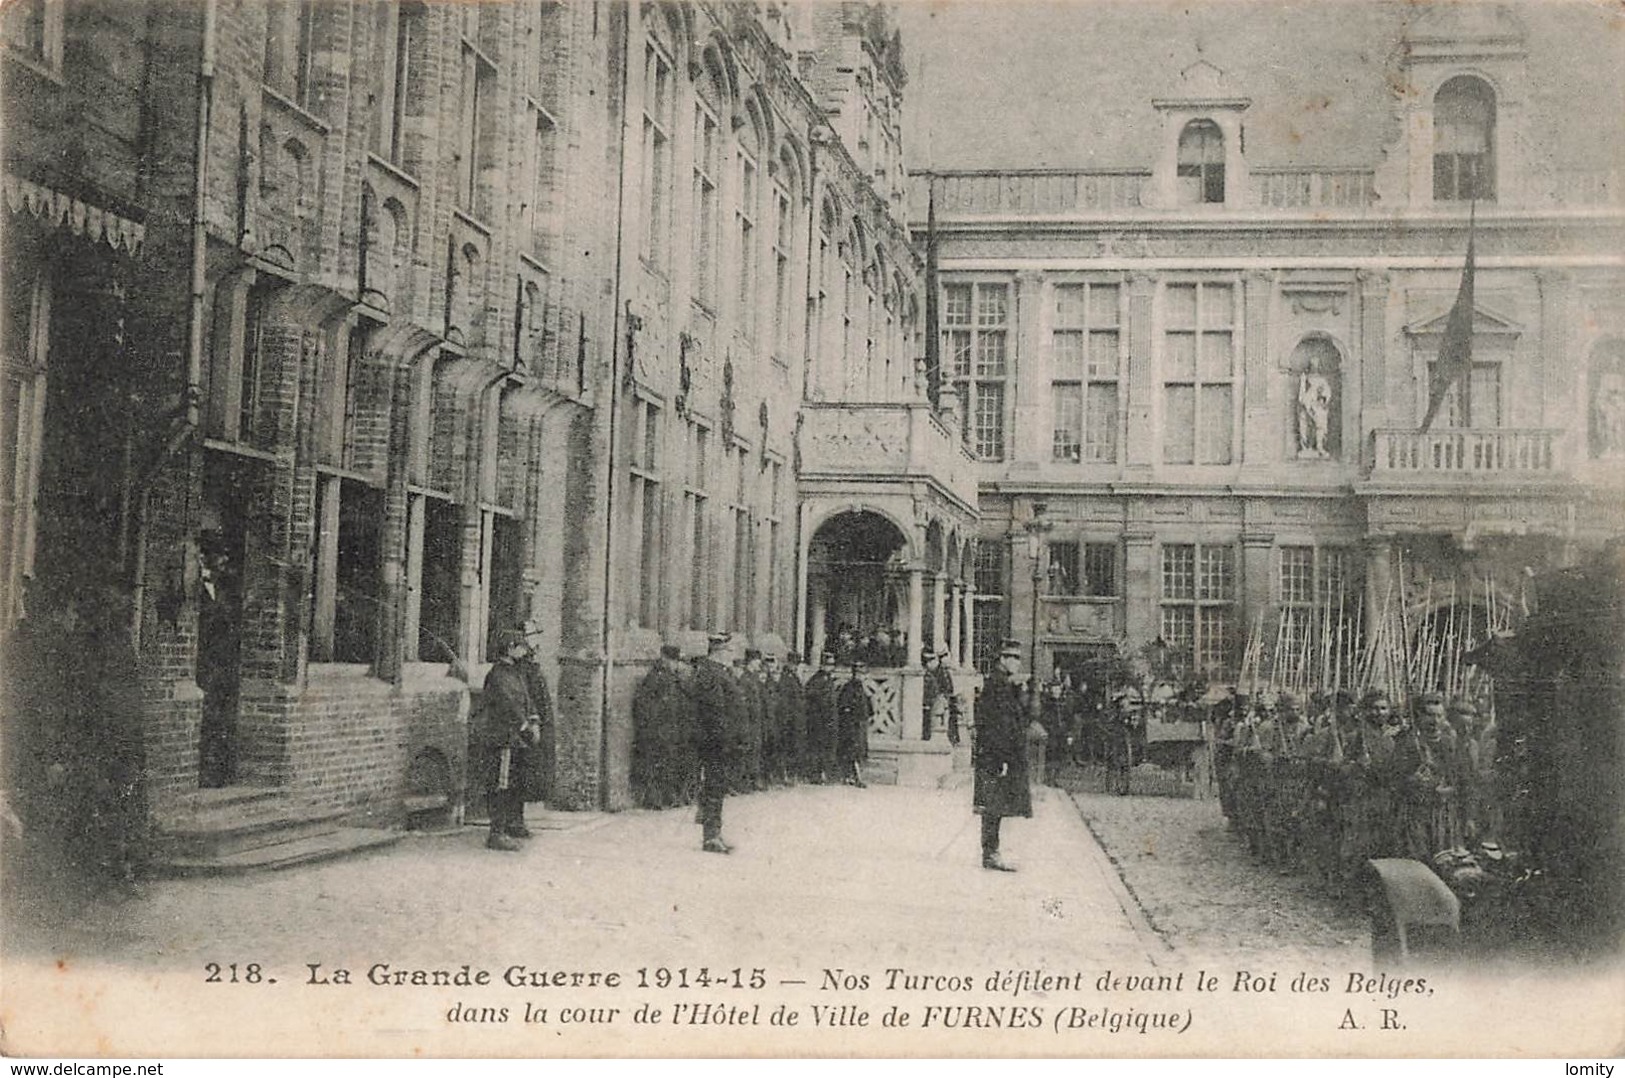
[1,0,1621,1060]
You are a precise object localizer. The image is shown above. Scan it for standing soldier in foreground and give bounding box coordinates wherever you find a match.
[632,644,694,808]
[479,629,543,851]
[773,652,807,787]
[516,621,555,835]
[974,639,1033,871]
[691,633,741,853]
[803,651,839,782]
[834,660,872,787]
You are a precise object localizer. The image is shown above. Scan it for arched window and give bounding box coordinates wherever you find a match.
[1433,76,1496,203]
[1177,120,1225,205]
[1288,336,1342,460]
[735,106,763,337]
[692,56,724,308]
[1589,339,1625,459]
[640,14,677,269]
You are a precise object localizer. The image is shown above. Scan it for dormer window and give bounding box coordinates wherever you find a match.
[1177,120,1225,204]
[1433,76,1496,202]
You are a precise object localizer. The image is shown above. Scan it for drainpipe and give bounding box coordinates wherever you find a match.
[597,3,636,811]
[132,0,213,648]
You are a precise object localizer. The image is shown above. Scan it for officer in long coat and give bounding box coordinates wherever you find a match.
[632,644,695,807]
[803,652,839,782]
[479,629,541,851]
[923,649,957,742]
[772,653,807,786]
[834,660,872,787]
[516,621,555,831]
[974,638,1032,871]
[690,633,741,853]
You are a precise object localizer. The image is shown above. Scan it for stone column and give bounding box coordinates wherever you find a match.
[1363,535,1395,689]
[933,572,950,655]
[1241,529,1276,658]
[901,564,927,740]
[949,581,964,665]
[1124,272,1158,470]
[1123,527,1157,649]
[810,579,827,663]
[1014,269,1049,463]
[1241,271,1276,467]
[961,583,976,668]
[1357,269,1391,439]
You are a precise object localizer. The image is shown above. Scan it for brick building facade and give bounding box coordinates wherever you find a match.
[910,3,1625,688]
[2,0,927,842]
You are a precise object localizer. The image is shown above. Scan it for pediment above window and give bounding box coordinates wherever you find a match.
[1404,302,1523,338]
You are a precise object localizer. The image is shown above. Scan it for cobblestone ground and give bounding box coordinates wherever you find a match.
[1054,769,1371,969]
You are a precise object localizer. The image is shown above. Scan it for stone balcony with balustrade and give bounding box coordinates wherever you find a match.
[797,398,981,514]
[1367,428,1565,480]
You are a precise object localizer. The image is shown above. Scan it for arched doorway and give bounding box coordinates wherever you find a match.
[806,509,909,664]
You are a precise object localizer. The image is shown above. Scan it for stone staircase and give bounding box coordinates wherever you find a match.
[150,786,401,877]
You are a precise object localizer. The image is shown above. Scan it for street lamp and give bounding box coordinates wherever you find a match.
[1023,504,1053,680]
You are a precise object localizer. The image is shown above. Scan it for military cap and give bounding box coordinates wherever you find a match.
[494,628,529,653]
[820,651,837,665]
[744,647,763,661]
[1360,689,1391,706]
[998,638,1024,657]
[784,651,802,665]
[1449,698,1478,716]
[1417,690,1446,707]
[762,653,778,665]
[659,643,682,660]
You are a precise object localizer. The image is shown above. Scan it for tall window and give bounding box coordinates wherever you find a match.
[1434,76,1496,203]
[1163,282,1235,465]
[1160,543,1235,675]
[765,458,784,630]
[1046,541,1118,598]
[1051,282,1120,463]
[771,157,796,363]
[406,354,463,663]
[972,542,1009,673]
[1,268,48,626]
[625,398,662,628]
[942,282,1009,461]
[640,31,674,270]
[1276,546,1354,684]
[370,1,421,166]
[1177,120,1225,205]
[311,329,386,666]
[456,40,495,217]
[1589,339,1625,460]
[814,201,835,372]
[264,0,319,111]
[727,445,753,633]
[684,420,710,629]
[524,103,558,265]
[691,69,722,308]
[1427,359,1501,429]
[736,119,761,337]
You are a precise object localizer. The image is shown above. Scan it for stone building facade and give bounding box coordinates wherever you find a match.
[1,0,935,845]
[915,5,1625,688]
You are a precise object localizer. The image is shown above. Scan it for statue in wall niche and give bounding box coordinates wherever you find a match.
[1592,368,1625,459]
[1296,371,1334,458]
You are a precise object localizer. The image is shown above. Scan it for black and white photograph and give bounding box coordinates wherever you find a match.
[0,0,1621,1060]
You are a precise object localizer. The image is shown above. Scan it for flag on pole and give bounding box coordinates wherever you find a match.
[1420,206,1477,432]
[923,172,941,409]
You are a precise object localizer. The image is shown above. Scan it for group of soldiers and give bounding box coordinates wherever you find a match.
[630,634,879,853]
[1214,686,1501,883]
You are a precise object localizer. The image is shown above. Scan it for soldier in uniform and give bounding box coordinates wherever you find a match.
[632,644,695,808]
[974,639,1032,871]
[479,629,542,851]
[1105,686,1142,796]
[923,648,955,741]
[803,652,839,782]
[773,652,807,787]
[738,649,768,792]
[835,660,872,787]
[691,633,742,853]
[516,621,555,834]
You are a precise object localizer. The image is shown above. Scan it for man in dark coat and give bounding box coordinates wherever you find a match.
[771,653,806,786]
[835,660,873,787]
[515,621,555,832]
[736,649,768,792]
[803,651,839,782]
[690,633,741,853]
[923,649,956,741]
[974,638,1033,871]
[632,644,695,808]
[479,629,541,851]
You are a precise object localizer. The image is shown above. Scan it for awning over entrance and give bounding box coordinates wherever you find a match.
[4,173,144,254]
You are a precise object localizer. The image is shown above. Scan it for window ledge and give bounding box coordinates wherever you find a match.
[366,152,419,191]
[452,208,492,237]
[307,663,390,688]
[4,51,64,86]
[261,85,331,136]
